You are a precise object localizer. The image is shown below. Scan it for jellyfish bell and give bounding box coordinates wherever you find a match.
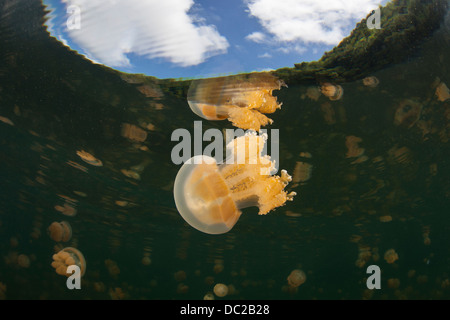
[76,150,103,167]
[173,132,295,234]
[320,83,343,101]
[51,247,86,277]
[287,269,306,288]
[187,73,285,131]
[213,283,228,298]
[362,76,379,88]
[48,221,72,242]
[174,155,240,235]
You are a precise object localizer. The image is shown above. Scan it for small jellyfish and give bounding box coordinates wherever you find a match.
[291,152,312,187]
[393,99,422,128]
[173,132,295,234]
[76,150,103,167]
[387,278,400,289]
[109,287,125,300]
[141,256,151,266]
[362,76,379,88]
[17,254,30,268]
[320,83,343,100]
[435,82,450,102]
[213,283,228,297]
[287,269,306,288]
[54,202,77,217]
[0,116,14,126]
[93,282,106,293]
[203,292,215,300]
[121,123,148,142]
[304,86,321,101]
[345,136,365,159]
[51,247,86,277]
[48,221,72,242]
[187,73,285,131]
[105,259,120,277]
[384,249,399,264]
[174,270,187,282]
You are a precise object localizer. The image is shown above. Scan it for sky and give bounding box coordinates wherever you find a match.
[43,0,388,79]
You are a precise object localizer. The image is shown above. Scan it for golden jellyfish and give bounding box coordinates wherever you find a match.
[76,150,103,167]
[93,282,106,293]
[435,82,450,102]
[320,83,343,101]
[203,292,215,300]
[362,76,379,88]
[0,116,14,126]
[173,132,296,234]
[54,202,77,217]
[291,152,312,187]
[109,287,125,300]
[287,269,306,288]
[17,254,30,268]
[213,283,228,298]
[384,249,399,264]
[121,123,148,142]
[174,270,187,282]
[51,247,86,277]
[393,99,422,128]
[105,259,120,277]
[304,86,321,101]
[187,73,285,131]
[48,221,72,242]
[387,278,400,289]
[142,256,151,266]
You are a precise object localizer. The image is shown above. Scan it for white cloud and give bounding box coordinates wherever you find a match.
[245,31,268,43]
[277,45,306,55]
[258,52,272,58]
[62,0,229,67]
[245,0,382,45]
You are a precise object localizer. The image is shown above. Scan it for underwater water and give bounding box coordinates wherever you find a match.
[0,0,449,300]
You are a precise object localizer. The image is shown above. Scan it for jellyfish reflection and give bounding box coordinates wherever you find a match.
[187,73,285,131]
[173,132,295,234]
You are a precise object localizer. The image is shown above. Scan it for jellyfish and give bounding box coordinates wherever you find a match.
[435,82,450,102]
[76,150,103,166]
[17,254,30,268]
[0,116,14,126]
[105,259,120,277]
[393,99,422,128]
[173,132,296,234]
[51,247,86,277]
[384,249,399,264]
[287,269,306,288]
[54,202,77,217]
[320,83,343,100]
[213,283,228,297]
[141,256,151,266]
[187,73,285,131]
[48,221,72,242]
[362,76,379,88]
[203,292,215,300]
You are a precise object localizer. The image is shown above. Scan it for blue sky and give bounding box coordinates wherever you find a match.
[43,0,388,79]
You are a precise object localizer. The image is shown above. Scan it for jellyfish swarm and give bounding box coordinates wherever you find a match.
[51,247,86,277]
[173,132,296,234]
[187,73,285,131]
